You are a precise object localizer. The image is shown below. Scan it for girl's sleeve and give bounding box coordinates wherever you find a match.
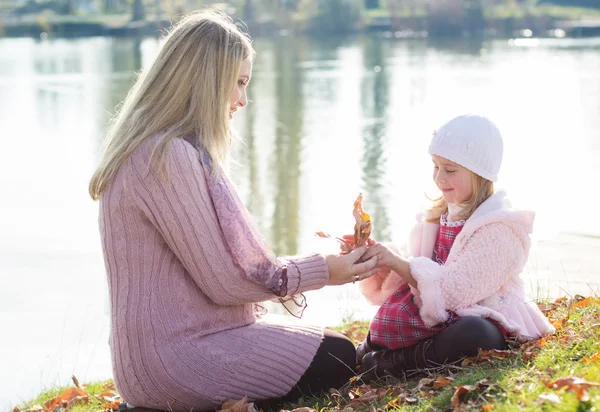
[129,139,329,305]
[409,223,525,326]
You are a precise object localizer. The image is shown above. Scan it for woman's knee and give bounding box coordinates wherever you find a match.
[321,328,357,370]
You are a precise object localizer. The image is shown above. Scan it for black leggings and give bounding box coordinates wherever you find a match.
[368,316,507,370]
[258,328,356,409]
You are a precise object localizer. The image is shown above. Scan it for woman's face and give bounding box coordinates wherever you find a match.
[229,58,252,120]
[431,154,474,205]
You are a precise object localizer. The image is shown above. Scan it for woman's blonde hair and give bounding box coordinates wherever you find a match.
[89,9,254,200]
[425,171,494,223]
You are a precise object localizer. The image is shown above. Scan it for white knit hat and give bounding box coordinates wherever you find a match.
[428,114,503,182]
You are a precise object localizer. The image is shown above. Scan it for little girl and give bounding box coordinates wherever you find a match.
[356,114,554,380]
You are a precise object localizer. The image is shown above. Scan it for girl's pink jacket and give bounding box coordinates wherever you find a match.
[360,190,554,342]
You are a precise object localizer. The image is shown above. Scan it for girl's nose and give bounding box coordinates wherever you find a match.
[238,90,247,107]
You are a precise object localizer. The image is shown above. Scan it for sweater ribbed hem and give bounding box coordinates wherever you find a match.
[214,318,324,401]
[287,253,329,295]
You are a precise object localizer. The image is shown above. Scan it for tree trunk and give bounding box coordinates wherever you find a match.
[131,0,146,21]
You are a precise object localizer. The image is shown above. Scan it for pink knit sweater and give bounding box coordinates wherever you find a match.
[360,190,554,342]
[99,137,330,411]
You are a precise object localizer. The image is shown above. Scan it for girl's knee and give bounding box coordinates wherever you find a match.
[432,316,506,362]
[450,316,506,349]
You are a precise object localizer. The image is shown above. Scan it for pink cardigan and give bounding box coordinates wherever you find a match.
[99,137,330,411]
[360,190,554,342]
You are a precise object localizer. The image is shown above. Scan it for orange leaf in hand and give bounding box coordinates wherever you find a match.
[353,193,372,248]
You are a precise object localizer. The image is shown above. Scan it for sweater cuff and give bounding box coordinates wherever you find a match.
[286,254,329,295]
[409,256,449,327]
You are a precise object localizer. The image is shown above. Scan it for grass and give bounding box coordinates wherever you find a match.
[13,297,600,412]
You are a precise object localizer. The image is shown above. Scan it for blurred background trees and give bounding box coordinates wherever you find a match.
[2,0,599,36]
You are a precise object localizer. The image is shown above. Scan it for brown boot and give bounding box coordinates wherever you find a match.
[355,339,372,366]
[360,339,433,382]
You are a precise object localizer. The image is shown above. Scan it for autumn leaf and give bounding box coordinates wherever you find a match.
[219,397,258,412]
[451,385,475,408]
[481,404,495,411]
[478,348,517,360]
[416,377,435,390]
[386,395,417,408]
[44,397,63,411]
[433,376,454,388]
[60,387,89,402]
[547,376,600,401]
[102,401,121,411]
[582,352,600,363]
[537,303,556,315]
[353,193,372,248]
[574,296,600,309]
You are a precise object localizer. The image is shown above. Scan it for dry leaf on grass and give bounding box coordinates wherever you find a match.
[537,303,557,314]
[386,395,418,408]
[461,348,518,366]
[451,385,475,409]
[44,387,89,411]
[582,352,600,363]
[574,297,600,309]
[546,376,600,401]
[433,376,454,388]
[218,396,258,412]
[450,378,495,410]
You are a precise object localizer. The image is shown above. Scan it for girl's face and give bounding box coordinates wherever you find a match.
[229,58,252,120]
[431,154,474,205]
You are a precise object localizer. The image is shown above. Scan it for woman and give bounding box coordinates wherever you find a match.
[89,9,379,411]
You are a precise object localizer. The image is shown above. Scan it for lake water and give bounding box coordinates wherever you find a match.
[1,34,599,408]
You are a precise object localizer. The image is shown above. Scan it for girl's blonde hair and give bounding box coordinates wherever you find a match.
[425,171,494,223]
[89,9,254,200]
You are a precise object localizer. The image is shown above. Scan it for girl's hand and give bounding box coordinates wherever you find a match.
[325,245,380,286]
[360,242,402,273]
[361,242,417,288]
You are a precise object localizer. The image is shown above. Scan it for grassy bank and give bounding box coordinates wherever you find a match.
[14,296,600,412]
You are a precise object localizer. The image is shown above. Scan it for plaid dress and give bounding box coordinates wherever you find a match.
[369,214,465,350]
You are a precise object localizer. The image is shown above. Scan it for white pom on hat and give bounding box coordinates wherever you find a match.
[428,114,503,182]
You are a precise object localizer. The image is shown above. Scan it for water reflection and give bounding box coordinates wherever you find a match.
[360,36,391,242]
[271,37,303,256]
[2,34,600,409]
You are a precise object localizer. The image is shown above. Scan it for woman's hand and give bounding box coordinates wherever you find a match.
[325,245,379,286]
